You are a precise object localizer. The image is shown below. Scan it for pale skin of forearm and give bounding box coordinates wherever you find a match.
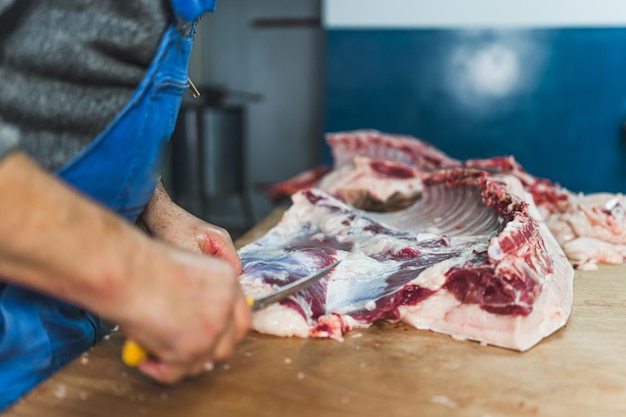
[0,152,145,311]
[0,152,251,383]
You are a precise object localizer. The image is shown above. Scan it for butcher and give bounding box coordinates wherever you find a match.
[0,0,251,410]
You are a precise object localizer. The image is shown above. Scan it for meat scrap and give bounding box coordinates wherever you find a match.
[239,168,573,351]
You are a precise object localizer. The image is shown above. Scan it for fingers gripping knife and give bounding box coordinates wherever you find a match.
[121,261,341,367]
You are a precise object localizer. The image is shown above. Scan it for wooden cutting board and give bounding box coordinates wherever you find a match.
[6,209,626,417]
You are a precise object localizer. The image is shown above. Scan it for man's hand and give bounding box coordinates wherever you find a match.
[117,242,251,384]
[138,182,242,274]
[0,153,250,385]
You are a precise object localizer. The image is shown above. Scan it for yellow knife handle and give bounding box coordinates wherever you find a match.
[122,339,148,367]
[123,297,255,366]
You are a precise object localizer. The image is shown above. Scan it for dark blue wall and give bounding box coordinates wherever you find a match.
[324,28,626,193]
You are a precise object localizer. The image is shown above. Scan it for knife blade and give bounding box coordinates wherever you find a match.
[122,260,341,367]
[247,260,340,311]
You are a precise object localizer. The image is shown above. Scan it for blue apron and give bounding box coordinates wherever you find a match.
[0,0,216,410]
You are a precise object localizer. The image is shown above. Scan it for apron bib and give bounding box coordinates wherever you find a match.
[0,0,215,410]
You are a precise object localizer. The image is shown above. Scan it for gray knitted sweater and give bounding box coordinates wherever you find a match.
[0,0,170,170]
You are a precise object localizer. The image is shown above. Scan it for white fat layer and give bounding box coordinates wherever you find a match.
[410,254,473,290]
[251,304,310,338]
[563,237,626,264]
[239,279,275,299]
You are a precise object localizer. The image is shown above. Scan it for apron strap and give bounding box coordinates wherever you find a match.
[169,0,216,23]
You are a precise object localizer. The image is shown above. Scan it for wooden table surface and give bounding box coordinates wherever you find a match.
[6,209,626,417]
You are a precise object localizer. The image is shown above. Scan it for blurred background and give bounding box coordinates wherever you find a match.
[163,0,626,237]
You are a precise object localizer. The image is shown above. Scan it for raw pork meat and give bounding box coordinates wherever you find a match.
[239,168,573,351]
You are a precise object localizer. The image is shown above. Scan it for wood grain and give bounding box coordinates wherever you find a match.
[5,210,626,417]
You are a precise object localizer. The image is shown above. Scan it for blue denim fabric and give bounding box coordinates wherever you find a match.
[171,0,216,21]
[0,0,216,410]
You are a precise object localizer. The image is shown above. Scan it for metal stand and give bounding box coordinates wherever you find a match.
[169,103,254,232]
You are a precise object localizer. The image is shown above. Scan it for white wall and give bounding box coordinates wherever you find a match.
[187,0,323,226]
[323,0,626,28]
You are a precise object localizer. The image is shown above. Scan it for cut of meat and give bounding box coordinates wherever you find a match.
[318,130,460,210]
[242,129,626,348]
[239,168,574,351]
[316,156,425,211]
[542,193,626,269]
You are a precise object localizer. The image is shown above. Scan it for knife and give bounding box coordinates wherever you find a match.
[246,260,340,311]
[121,260,341,367]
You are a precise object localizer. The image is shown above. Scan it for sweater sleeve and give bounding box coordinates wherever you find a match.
[0,0,21,161]
[0,120,19,161]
